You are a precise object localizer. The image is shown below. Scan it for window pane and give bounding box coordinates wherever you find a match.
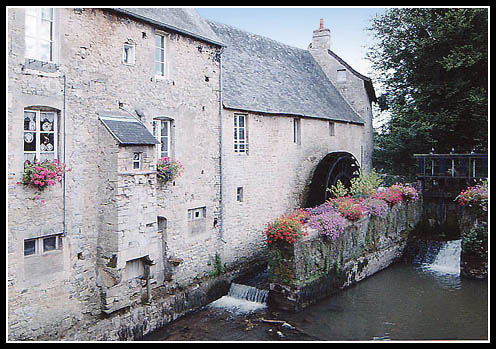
[40,133,54,152]
[41,8,53,21]
[24,132,36,152]
[24,153,36,164]
[24,239,36,256]
[40,153,54,162]
[24,111,36,131]
[161,121,168,136]
[39,40,52,62]
[25,36,38,60]
[155,62,164,75]
[40,113,54,131]
[39,20,52,41]
[161,137,168,152]
[25,14,38,38]
[239,128,245,140]
[238,116,244,127]
[155,34,163,48]
[43,236,57,252]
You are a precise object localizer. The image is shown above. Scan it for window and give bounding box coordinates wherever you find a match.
[329,121,335,136]
[153,119,172,159]
[188,207,206,221]
[25,8,54,62]
[234,114,248,153]
[236,187,244,202]
[293,118,301,145]
[122,43,135,65]
[126,258,145,280]
[24,109,58,164]
[337,69,347,83]
[155,33,166,76]
[24,234,63,256]
[132,152,142,169]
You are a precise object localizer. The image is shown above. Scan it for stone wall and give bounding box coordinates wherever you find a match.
[218,110,365,268]
[268,200,422,312]
[8,7,222,340]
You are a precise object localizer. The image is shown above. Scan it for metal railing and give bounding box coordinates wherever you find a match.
[413,151,488,180]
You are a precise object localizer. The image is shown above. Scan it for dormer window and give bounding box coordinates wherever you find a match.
[337,69,347,83]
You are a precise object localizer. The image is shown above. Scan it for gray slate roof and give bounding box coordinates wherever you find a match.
[113,8,224,47]
[208,21,364,124]
[99,113,160,145]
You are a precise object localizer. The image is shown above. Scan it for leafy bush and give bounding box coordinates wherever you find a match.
[328,179,349,198]
[349,168,383,198]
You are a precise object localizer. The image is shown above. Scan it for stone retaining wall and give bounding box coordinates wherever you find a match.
[268,200,422,312]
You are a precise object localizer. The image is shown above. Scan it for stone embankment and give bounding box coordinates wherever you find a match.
[267,200,422,312]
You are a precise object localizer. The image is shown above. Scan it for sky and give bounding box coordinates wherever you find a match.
[196,7,388,79]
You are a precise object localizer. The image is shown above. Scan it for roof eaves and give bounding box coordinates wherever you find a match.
[111,8,226,47]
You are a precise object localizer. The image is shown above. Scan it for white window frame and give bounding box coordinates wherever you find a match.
[132,152,142,170]
[23,109,58,164]
[25,8,54,62]
[122,43,135,65]
[188,207,206,221]
[293,118,301,145]
[24,234,63,257]
[153,118,172,159]
[154,33,166,77]
[329,121,335,136]
[234,113,248,153]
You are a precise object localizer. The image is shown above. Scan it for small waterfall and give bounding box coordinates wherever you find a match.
[423,239,461,275]
[207,283,269,314]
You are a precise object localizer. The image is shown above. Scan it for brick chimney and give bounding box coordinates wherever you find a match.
[311,18,331,50]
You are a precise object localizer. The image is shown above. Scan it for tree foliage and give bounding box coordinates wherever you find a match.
[367,8,488,177]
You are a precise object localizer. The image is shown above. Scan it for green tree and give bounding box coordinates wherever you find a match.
[367,8,488,177]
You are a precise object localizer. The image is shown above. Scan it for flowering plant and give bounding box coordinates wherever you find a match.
[305,203,346,240]
[455,180,488,216]
[263,211,308,245]
[390,183,419,202]
[157,157,184,183]
[361,197,389,218]
[328,196,366,221]
[374,186,403,207]
[17,159,70,202]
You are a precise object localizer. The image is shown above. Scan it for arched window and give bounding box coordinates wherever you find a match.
[23,107,59,164]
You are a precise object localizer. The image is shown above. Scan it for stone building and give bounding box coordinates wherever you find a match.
[7,7,376,340]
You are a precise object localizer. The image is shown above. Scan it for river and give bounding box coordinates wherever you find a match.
[142,241,488,342]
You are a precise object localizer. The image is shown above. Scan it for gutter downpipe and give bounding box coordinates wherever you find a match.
[218,46,227,244]
[63,74,67,236]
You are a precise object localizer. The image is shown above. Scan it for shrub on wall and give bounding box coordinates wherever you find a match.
[17,159,70,202]
[263,211,308,245]
[157,157,184,183]
[328,196,367,221]
[305,203,346,240]
[455,180,488,217]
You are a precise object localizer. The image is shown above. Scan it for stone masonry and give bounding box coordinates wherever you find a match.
[8,8,375,340]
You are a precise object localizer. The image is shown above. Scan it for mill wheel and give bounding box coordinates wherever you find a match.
[305,152,360,208]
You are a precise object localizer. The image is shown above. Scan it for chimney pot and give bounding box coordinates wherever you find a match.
[319,18,324,30]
